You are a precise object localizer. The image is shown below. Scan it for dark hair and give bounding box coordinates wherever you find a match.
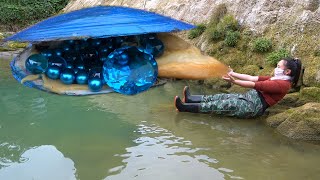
[282,57,302,87]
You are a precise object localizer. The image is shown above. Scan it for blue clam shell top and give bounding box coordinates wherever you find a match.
[5,6,195,42]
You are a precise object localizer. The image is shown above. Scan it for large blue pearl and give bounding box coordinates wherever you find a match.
[45,65,61,80]
[25,54,48,74]
[88,77,103,92]
[76,70,88,84]
[60,69,75,84]
[103,46,158,95]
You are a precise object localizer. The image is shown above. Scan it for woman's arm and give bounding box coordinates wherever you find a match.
[229,71,259,82]
[223,75,255,88]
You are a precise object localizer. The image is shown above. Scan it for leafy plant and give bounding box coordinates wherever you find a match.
[205,27,223,41]
[224,31,240,47]
[188,24,207,39]
[266,48,290,66]
[253,37,272,53]
[217,14,239,32]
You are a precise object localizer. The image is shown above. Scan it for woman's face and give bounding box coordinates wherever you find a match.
[277,60,286,70]
[276,60,291,75]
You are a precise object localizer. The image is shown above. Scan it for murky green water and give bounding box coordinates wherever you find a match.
[1,56,320,180]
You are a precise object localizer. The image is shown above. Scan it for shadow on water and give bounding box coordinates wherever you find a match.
[1,57,320,180]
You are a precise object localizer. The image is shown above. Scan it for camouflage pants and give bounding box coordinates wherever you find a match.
[199,89,265,118]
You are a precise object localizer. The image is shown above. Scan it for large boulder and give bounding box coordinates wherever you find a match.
[266,103,320,141]
[299,87,320,102]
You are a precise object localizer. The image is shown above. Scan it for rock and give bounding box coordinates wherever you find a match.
[278,92,304,107]
[266,103,320,141]
[303,56,320,87]
[300,87,320,102]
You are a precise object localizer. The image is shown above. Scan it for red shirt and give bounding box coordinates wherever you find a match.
[254,76,291,107]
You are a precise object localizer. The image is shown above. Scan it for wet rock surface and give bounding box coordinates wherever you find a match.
[266,103,320,141]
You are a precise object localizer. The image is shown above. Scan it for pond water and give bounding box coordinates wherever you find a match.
[1,56,320,180]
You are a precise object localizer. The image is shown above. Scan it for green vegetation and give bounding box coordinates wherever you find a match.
[266,48,290,66]
[217,14,239,32]
[300,87,320,102]
[188,24,206,39]
[253,37,272,53]
[210,29,223,41]
[224,31,240,47]
[0,0,69,31]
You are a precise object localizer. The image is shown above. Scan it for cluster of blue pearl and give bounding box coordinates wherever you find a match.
[25,33,164,94]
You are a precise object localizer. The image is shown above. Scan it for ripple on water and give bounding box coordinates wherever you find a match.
[105,123,242,180]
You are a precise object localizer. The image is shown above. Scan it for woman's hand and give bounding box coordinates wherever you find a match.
[227,66,234,76]
[222,74,235,83]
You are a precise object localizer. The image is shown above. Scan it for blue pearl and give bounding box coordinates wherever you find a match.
[66,63,74,69]
[88,77,103,92]
[103,46,158,95]
[45,65,61,80]
[142,38,164,57]
[41,49,53,58]
[48,56,67,68]
[62,44,71,53]
[75,62,85,70]
[88,67,102,79]
[76,70,88,84]
[60,69,75,84]
[53,49,63,57]
[25,54,48,74]
[90,38,102,47]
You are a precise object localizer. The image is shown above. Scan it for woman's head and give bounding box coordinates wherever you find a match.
[276,57,302,87]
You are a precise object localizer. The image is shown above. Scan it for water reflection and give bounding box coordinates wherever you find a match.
[105,123,243,180]
[0,145,76,180]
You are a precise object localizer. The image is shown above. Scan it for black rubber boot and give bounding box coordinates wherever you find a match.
[183,86,203,103]
[175,96,200,113]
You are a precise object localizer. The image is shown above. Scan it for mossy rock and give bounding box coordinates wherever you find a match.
[278,92,305,107]
[0,32,4,40]
[266,103,320,141]
[257,66,273,76]
[300,87,320,102]
[0,46,15,51]
[239,65,260,75]
[220,49,247,69]
[302,56,320,87]
[7,41,28,49]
